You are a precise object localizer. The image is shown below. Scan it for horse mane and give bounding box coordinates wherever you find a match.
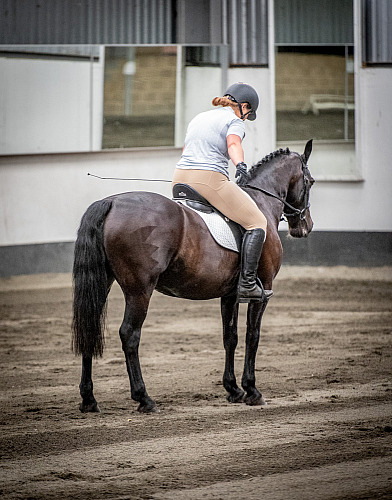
[248,147,291,180]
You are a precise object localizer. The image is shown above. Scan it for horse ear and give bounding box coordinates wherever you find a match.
[303,139,313,163]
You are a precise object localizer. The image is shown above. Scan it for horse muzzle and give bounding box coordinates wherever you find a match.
[288,213,314,238]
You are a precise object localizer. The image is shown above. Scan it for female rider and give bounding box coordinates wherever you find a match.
[173,82,272,303]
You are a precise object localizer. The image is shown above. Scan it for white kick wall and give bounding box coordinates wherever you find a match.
[0,149,176,246]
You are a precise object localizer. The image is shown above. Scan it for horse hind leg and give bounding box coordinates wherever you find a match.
[78,277,114,413]
[79,355,100,413]
[120,296,157,413]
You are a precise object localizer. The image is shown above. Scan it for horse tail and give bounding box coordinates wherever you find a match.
[72,198,113,358]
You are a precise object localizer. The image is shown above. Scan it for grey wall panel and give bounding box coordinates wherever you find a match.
[275,0,353,45]
[1,0,270,65]
[227,0,268,65]
[0,0,175,44]
[177,0,215,44]
[363,0,392,64]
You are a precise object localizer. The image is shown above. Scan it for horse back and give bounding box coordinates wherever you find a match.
[103,192,239,299]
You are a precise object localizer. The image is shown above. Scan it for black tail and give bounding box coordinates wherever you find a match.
[72,198,114,358]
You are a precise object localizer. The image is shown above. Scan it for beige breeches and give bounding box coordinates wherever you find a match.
[172,168,267,231]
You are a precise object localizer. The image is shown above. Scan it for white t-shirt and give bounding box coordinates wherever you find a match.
[176,107,245,178]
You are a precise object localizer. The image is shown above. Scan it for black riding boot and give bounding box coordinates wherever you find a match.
[237,228,273,303]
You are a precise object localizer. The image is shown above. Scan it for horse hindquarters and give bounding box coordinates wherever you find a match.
[72,198,114,412]
[102,195,181,413]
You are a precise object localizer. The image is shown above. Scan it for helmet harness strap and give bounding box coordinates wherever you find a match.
[226,94,252,120]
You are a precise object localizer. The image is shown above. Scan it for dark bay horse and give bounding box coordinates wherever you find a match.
[72,140,314,413]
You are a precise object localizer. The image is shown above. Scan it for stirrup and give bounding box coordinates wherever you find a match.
[237,278,273,303]
[237,289,274,303]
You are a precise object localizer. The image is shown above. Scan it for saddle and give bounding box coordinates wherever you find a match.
[172,183,244,253]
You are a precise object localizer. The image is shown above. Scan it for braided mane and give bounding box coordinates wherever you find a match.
[248,147,291,180]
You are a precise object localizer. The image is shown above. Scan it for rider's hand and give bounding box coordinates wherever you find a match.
[235,162,249,187]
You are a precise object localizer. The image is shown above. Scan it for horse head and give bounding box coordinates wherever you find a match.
[246,139,315,238]
[284,139,315,238]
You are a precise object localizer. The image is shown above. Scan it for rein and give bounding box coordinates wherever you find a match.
[245,184,308,220]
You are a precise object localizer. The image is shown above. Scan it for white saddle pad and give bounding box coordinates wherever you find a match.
[177,200,241,253]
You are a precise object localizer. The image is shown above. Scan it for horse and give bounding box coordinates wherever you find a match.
[72,140,315,413]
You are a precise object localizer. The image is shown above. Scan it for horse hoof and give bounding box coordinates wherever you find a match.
[226,391,245,403]
[79,402,100,413]
[244,395,267,407]
[137,403,160,414]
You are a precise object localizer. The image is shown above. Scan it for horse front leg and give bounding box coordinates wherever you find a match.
[242,299,268,406]
[79,355,100,412]
[120,298,157,413]
[221,295,244,403]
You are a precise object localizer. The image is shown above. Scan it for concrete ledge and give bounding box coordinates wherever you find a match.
[0,232,391,277]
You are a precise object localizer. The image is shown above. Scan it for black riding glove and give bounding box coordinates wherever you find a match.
[235,162,249,187]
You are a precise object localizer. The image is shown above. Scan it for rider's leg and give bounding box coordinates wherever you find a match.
[237,228,273,302]
[172,169,272,302]
[172,169,266,230]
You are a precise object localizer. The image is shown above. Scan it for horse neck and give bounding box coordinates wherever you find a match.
[251,154,300,200]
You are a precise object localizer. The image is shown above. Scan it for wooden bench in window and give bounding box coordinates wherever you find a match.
[302,94,355,115]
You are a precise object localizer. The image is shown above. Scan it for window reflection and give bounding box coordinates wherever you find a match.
[276,46,355,142]
[102,46,177,149]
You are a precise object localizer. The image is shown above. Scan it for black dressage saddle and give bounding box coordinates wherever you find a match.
[172,183,214,213]
[172,183,244,252]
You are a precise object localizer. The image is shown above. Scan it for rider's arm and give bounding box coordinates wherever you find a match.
[227,134,244,166]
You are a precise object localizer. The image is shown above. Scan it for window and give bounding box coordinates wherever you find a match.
[276,46,355,143]
[0,46,100,155]
[102,46,177,149]
[0,44,227,155]
[0,45,178,154]
[274,0,358,180]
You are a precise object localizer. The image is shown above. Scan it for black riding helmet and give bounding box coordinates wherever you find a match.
[224,82,259,121]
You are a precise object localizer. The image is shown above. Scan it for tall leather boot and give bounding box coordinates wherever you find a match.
[237,228,273,303]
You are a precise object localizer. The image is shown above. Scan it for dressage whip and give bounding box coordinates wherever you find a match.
[87,173,172,183]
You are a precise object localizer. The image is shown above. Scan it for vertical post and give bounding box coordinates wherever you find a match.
[175,45,185,148]
[268,0,276,149]
[124,47,136,116]
[89,45,94,151]
[344,45,349,141]
[353,0,362,176]
[221,0,229,93]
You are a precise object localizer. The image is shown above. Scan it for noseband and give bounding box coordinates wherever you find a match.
[246,156,312,222]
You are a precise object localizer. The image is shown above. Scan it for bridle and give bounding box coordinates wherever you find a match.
[246,155,312,222]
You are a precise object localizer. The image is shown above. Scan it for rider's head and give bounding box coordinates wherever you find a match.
[222,82,259,121]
